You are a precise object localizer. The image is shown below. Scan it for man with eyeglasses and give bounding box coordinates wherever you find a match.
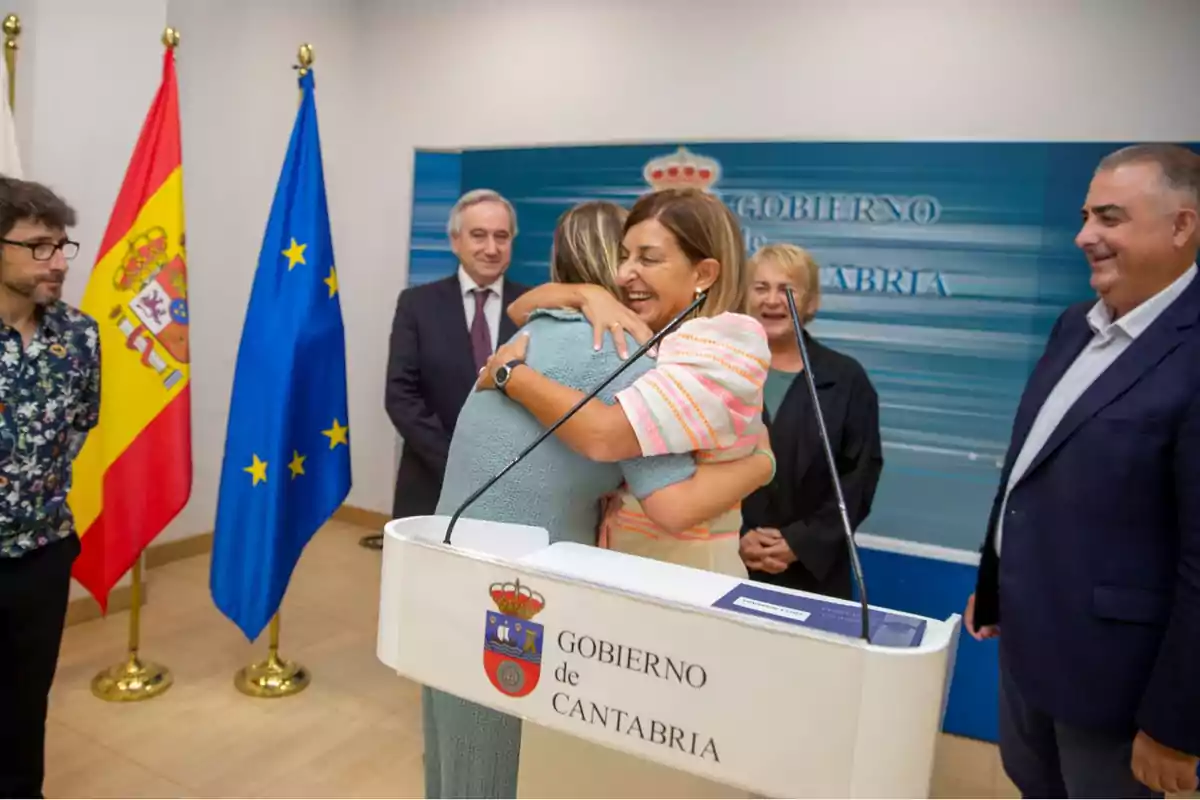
[0,176,98,800]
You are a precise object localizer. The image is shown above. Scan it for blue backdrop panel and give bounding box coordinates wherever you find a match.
[407,151,462,287]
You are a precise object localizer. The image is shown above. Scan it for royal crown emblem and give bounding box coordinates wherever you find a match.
[109,226,189,390]
[643,147,721,192]
[482,579,545,698]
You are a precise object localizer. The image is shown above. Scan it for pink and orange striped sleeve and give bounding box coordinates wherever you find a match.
[615,312,770,457]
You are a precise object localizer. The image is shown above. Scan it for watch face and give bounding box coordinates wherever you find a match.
[495,365,510,386]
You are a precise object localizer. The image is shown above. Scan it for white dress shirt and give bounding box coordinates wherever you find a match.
[995,263,1197,555]
[458,266,505,353]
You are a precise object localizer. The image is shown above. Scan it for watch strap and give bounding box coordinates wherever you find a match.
[495,359,525,394]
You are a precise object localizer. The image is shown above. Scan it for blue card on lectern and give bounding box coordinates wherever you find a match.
[711,583,927,648]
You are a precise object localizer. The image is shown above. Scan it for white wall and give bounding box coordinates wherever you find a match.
[165,0,366,540]
[15,0,1200,548]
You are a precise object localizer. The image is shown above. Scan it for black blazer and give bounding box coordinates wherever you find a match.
[740,334,884,599]
[384,274,529,518]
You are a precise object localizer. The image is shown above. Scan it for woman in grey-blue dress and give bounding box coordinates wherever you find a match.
[421,201,773,798]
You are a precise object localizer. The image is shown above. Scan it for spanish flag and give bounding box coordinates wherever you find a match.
[68,44,191,609]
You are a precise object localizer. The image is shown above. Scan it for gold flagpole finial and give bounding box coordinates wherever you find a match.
[296,43,313,77]
[4,14,20,113]
[3,14,19,43]
[162,27,180,50]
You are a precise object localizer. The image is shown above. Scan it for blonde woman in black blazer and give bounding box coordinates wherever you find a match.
[739,244,884,600]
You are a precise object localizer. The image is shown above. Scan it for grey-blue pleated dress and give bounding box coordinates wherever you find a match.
[424,310,696,798]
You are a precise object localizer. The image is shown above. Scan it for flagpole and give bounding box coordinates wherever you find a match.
[233,609,309,697]
[231,42,316,700]
[91,559,173,700]
[3,13,18,112]
[90,26,183,704]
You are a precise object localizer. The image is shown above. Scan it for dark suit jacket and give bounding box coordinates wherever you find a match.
[974,273,1200,756]
[384,274,529,518]
[741,335,884,600]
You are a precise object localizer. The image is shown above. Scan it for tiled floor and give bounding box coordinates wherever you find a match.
[45,520,1019,798]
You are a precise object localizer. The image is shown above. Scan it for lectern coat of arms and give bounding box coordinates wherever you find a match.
[483,580,545,698]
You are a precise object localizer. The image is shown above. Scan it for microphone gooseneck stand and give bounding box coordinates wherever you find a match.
[443,291,708,546]
[784,286,872,643]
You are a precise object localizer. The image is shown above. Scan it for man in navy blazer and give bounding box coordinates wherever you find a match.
[966,144,1200,797]
[377,190,529,542]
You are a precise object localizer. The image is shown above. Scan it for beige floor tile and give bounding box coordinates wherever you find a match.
[44,719,192,798]
[993,757,1021,799]
[930,733,1000,798]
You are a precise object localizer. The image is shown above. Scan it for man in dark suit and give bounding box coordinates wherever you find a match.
[367,190,529,547]
[965,144,1200,797]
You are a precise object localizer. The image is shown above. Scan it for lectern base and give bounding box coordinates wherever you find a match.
[518,722,749,799]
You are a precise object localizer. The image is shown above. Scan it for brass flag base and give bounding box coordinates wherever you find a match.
[234,651,310,698]
[91,654,173,702]
[92,560,171,702]
[234,613,309,698]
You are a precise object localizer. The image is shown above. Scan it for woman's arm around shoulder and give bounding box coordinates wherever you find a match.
[507,283,588,327]
[508,283,652,355]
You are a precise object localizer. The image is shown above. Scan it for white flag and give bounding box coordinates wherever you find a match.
[0,56,21,178]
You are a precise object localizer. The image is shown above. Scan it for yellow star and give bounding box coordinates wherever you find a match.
[324,265,338,298]
[322,418,349,449]
[244,454,268,486]
[288,450,306,479]
[282,238,307,271]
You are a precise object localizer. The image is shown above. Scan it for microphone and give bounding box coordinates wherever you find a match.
[443,290,709,545]
[784,286,872,643]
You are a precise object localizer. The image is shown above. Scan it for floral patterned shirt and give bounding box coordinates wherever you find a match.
[0,301,100,558]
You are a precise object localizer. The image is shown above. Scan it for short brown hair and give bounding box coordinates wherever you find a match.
[550,200,627,296]
[0,176,76,239]
[624,188,746,317]
[1097,144,1200,204]
[747,243,822,323]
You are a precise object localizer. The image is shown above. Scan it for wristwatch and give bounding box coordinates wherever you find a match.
[493,359,526,395]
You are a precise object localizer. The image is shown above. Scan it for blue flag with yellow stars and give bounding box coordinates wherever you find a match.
[210,69,351,641]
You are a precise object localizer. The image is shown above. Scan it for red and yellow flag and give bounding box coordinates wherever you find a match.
[69,44,191,609]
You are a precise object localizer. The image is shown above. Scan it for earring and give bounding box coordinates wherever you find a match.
[695,287,704,297]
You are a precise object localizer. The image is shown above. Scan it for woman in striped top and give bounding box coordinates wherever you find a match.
[480,188,770,579]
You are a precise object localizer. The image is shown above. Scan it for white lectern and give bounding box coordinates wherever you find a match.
[377,516,961,799]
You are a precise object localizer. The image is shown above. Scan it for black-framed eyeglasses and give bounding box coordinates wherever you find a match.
[0,238,80,261]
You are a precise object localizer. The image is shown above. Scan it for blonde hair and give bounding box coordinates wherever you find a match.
[624,188,746,317]
[550,201,627,295]
[747,243,822,323]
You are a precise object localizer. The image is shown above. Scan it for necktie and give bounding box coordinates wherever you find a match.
[470,288,492,370]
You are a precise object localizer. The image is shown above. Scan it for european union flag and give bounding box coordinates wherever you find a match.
[210,70,351,641]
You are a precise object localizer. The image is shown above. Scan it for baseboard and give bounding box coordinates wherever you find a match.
[145,531,215,568]
[65,581,143,626]
[63,505,386,628]
[332,504,390,530]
